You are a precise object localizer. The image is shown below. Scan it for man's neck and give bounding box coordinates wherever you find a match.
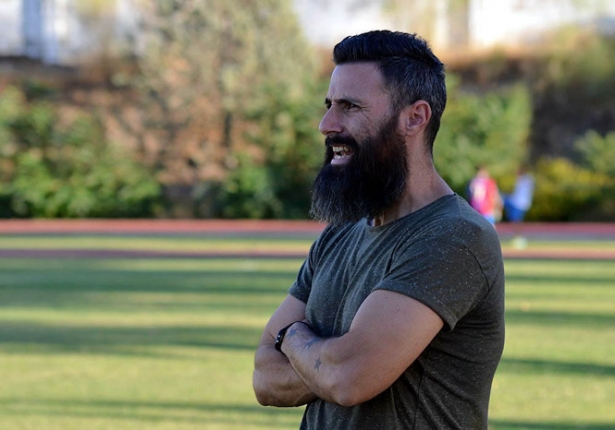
[371,173,453,227]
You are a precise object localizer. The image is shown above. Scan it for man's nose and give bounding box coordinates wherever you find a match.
[319,108,343,136]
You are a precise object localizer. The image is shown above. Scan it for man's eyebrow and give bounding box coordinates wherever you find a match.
[324,97,361,107]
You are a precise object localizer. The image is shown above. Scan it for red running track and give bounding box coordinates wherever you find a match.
[0,219,614,237]
[0,220,614,260]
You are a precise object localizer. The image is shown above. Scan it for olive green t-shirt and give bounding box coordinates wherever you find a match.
[289,194,505,429]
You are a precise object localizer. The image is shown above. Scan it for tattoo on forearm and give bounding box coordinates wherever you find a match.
[304,338,319,349]
[286,327,298,339]
[314,357,322,371]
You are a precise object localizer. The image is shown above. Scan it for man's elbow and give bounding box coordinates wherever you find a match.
[253,373,274,406]
[254,390,272,406]
[319,372,372,407]
[253,386,308,408]
[253,373,307,407]
[328,385,372,407]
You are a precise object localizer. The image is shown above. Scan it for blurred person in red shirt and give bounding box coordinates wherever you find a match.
[468,165,502,225]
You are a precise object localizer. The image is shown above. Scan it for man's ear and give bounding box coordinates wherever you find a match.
[400,100,431,136]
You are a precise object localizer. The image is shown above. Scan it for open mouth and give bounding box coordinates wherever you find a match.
[331,145,354,164]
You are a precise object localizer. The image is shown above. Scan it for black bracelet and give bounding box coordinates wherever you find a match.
[274,321,312,353]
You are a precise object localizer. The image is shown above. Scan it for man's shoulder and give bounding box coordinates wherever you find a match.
[310,221,365,255]
[408,195,500,249]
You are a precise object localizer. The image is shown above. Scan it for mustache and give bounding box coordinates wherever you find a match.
[325,135,359,151]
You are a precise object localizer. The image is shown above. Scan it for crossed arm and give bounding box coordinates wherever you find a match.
[252,295,317,407]
[252,290,444,407]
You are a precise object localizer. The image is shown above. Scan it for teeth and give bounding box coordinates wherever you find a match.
[331,145,352,157]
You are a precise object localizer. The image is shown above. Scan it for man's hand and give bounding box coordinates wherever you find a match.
[253,295,318,407]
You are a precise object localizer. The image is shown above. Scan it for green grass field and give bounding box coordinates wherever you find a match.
[0,234,614,429]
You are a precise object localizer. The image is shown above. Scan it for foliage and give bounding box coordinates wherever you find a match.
[528,28,615,167]
[4,3,614,221]
[539,26,615,101]
[435,27,615,221]
[219,154,282,219]
[570,130,615,220]
[132,0,321,219]
[575,130,615,176]
[519,128,615,221]
[433,31,615,222]
[219,80,326,219]
[434,76,532,194]
[0,86,160,218]
[528,157,609,221]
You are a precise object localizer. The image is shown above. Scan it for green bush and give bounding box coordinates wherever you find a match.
[575,130,615,176]
[528,157,609,221]
[0,86,160,218]
[218,80,325,219]
[219,155,282,219]
[434,76,532,194]
[570,130,615,220]
[219,73,534,219]
[541,27,615,101]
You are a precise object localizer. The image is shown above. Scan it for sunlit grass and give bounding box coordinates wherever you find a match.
[490,259,615,429]
[500,239,615,251]
[0,254,306,430]
[0,236,613,429]
[0,235,314,253]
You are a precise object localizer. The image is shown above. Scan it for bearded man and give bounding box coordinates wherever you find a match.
[253,30,505,430]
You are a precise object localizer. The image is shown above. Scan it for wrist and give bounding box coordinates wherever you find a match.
[275,321,311,355]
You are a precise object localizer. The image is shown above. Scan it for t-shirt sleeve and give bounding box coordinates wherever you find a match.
[288,257,312,303]
[374,224,489,331]
[288,226,331,303]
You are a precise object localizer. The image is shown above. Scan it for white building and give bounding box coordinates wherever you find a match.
[1,0,614,65]
[0,0,139,65]
[466,0,615,50]
[295,0,615,53]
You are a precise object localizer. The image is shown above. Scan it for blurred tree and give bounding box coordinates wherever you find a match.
[220,79,327,218]
[529,156,610,221]
[128,0,322,217]
[529,27,615,160]
[0,86,160,218]
[570,130,615,220]
[434,76,532,195]
[575,130,615,177]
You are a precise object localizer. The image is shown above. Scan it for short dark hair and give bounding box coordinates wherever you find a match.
[332,30,447,153]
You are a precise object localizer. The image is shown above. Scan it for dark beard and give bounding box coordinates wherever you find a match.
[309,115,408,227]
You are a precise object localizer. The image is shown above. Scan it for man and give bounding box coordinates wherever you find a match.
[253,30,505,429]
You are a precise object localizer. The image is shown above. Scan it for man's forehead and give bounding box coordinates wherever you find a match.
[327,63,386,98]
[330,62,382,83]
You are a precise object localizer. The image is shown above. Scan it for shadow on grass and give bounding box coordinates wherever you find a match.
[0,267,298,315]
[505,273,615,287]
[0,269,297,295]
[0,322,263,354]
[2,398,613,429]
[498,357,615,377]
[0,398,303,428]
[505,309,615,327]
[0,262,296,358]
[489,419,615,429]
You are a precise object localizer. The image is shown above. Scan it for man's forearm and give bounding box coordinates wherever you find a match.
[253,343,318,407]
[280,322,354,405]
